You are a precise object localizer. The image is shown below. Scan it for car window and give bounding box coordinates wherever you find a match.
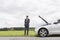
[57,19,60,23]
[54,19,60,24]
[53,22,58,24]
[53,19,60,24]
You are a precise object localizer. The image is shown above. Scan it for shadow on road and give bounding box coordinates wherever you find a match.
[36,34,60,37]
[48,34,60,37]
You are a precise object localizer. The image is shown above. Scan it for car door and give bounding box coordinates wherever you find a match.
[50,24,59,34]
[53,20,60,34]
[55,23,60,34]
[49,21,60,34]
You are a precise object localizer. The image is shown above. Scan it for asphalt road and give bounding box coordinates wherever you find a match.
[0,37,60,40]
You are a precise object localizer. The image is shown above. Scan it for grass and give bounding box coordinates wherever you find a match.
[0,30,36,37]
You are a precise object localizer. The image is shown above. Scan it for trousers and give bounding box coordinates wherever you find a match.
[24,25,29,35]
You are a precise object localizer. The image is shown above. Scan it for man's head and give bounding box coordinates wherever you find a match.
[26,16,29,19]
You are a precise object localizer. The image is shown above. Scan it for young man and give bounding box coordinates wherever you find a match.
[24,16,30,36]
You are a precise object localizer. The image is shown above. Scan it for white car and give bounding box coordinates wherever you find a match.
[35,16,60,37]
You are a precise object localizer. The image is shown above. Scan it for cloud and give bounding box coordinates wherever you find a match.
[0,0,60,27]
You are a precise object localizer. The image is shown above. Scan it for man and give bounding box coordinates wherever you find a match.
[24,16,30,36]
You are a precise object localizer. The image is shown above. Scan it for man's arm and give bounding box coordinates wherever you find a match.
[24,19,26,23]
[29,19,30,23]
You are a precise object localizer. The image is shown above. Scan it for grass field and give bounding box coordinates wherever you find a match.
[0,30,36,37]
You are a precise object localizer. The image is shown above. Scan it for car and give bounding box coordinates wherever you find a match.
[35,16,60,37]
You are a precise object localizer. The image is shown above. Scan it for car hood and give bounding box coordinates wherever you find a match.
[35,23,53,29]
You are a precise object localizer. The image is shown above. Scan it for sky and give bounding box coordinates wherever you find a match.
[0,0,60,28]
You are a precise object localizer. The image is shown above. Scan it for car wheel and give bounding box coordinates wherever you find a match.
[38,28,48,37]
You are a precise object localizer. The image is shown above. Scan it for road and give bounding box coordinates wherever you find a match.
[0,37,60,40]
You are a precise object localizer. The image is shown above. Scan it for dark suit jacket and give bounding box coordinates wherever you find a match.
[24,19,30,27]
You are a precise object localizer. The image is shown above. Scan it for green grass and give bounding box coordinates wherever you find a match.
[0,30,36,37]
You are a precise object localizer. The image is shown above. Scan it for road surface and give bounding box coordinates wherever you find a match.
[0,37,60,40]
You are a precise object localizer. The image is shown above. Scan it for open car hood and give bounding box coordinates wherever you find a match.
[39,16,51,25]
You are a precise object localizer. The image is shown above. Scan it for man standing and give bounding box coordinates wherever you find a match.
[24,16,30,36]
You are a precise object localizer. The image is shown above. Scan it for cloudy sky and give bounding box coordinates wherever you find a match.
[0,0,60,28]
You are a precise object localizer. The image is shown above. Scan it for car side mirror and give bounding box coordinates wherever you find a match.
[53,22,58,24]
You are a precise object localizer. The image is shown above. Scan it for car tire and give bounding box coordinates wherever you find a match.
[38,28,48,37]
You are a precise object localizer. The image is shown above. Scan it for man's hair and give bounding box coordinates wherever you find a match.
[26,16,28,17]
